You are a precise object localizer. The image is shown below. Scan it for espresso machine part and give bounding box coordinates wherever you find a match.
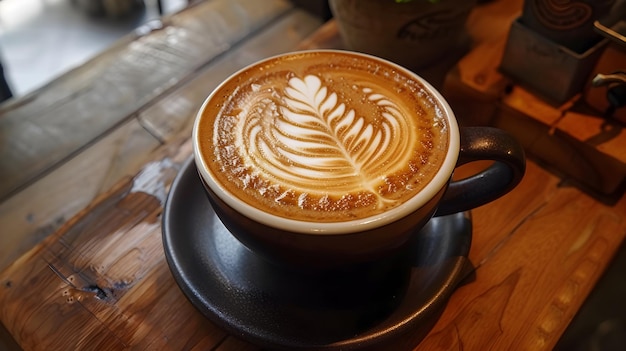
[592,72,626,118]
[586,12,626,123]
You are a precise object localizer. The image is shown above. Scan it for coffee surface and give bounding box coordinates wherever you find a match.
[196,51,449,222]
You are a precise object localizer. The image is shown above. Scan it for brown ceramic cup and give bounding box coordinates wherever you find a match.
[192,50,525,269]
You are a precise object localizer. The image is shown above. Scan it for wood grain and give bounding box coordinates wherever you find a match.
[418,165,626,350]
[0,0,293,202]
[0,146,224,350]
[0,6,322,272]
[2,143,624,350]
[139,9,324,142]
[0,119,160,271]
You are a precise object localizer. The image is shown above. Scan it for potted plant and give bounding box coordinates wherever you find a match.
[329,0,477,70]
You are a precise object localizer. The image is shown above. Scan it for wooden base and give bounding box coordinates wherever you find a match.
[442,3,626,199]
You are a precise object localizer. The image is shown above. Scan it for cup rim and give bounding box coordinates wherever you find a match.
[192,49,460,235]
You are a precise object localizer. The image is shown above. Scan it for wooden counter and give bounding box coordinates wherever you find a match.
[1,0,625,350]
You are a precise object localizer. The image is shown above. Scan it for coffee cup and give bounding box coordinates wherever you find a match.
[192,50,525,269]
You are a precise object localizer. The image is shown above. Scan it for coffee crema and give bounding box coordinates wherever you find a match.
[196,51,449,222]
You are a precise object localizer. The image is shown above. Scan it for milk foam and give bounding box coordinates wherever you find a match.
[199,51,448,221]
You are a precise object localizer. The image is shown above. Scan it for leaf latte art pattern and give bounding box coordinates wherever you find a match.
[200,51,448,222]
[234,74,415,205]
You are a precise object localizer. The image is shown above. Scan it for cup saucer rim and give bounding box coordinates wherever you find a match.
[162,157,472,350]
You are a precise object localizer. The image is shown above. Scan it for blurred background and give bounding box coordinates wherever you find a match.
[0,0,188,98]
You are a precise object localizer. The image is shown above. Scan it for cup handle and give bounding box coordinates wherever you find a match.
[434,127,526,217]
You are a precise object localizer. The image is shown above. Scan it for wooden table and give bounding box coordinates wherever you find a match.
[1,0,625,350]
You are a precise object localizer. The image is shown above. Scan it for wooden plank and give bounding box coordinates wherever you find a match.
[501,87,571,126]
[558,110,626,163]
[0,141,225,350]
[0,0,293,202]
[464,161,561,265]
[139,8,324,141]
[493,73,626,197]
[3,149,624,350]
[0,119,160,272]
[0,8,322,273]
[418,174,626,351]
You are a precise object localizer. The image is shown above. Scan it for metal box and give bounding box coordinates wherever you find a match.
[499,18,608,105]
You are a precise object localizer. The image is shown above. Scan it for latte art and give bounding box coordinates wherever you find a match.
[236,74,414,201]
[197,51,449,222]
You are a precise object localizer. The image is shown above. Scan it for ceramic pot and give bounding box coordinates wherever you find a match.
[329,0,477,70]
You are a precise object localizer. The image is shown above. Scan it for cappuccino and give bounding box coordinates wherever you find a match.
[195,51,449,222]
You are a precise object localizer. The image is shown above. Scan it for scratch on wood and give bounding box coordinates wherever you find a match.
[48,262,110,303]
[478,202,548,267]
[47,262,77,289]
[137,117,166,144]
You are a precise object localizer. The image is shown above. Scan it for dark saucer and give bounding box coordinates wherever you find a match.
[162,158,472,350]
